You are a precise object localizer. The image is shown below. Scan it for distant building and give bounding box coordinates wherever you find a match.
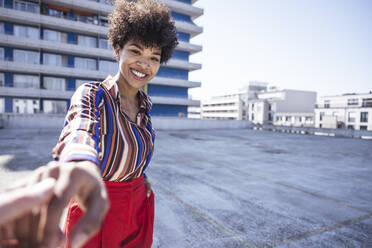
[0,0,203,117]
[248,89,317,126]
[315,92,372,131]
[187,106,201,119]
[200,81,267,120]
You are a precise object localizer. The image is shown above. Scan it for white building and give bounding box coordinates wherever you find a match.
[187,106,201,119]
[200,81,268,120]
[248,89,317,126]
[315,92,372,131]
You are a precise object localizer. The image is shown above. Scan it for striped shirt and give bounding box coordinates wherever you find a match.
[52,75,155,182]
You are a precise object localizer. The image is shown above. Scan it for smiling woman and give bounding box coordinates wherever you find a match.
[51,0,179,247]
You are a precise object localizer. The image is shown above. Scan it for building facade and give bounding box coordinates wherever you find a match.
[0,0,202,117]
[315,93,372,131]
[248,89,317,126]
[200,81,267,120]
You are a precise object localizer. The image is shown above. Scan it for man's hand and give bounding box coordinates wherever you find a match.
[39,161,109,248]
[0,161,109,248]
[0,178,56,247]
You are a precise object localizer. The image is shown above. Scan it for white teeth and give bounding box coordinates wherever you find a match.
[131,69,146,78]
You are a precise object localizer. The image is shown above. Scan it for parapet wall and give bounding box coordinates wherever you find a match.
[0,114,252,130]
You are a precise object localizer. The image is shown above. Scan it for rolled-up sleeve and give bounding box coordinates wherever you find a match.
[52,83,102,166]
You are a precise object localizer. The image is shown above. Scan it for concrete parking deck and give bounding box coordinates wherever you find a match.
[0,128,371,247]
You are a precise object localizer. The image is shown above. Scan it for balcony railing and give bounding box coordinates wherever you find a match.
[315,103,371,108]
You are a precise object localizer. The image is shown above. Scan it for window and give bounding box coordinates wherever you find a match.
[305,117,313,122]
[0,0,3,7]
[0,22,4,34]
[0,97,4,113]
[0,73,4,87]
[295,116,301,122]
[43,53,68,67]
[362,98,372,108]
[360,126,367,130]
[319,112,325,121]
[99,16,109,27]
[99,38,112,50]
[268,113,272,121]
[13,98,39,114]
[99,60,116,74]
[75,57,96,70]
[43,100,66,114]
[251,113,254,121]
[0,47,3,60]
[77,35,97,48]
[360,112,368,123]
[14,25,39,39]
[46,8,63,18]
[14,0,40,13]
[347,125,354,130]
[276,116,281,121]
[285,116,291,122]
[348,112,356,122]
[14,49,40,64]
[76,79,91,89]
[43,77,66,91]
[98,0,112,5]
[347,98,358,106]
[43,29,67,43]
[268,104,272,111]
[324,100,330,108]
[76,14,97,25]
[14,74,39,88]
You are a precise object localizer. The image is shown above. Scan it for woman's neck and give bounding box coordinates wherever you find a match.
[113,72,139,103]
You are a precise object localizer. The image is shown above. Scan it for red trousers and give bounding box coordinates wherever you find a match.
[64,176,155,248]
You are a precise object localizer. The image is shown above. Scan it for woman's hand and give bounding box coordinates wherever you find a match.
[144,178,152,198]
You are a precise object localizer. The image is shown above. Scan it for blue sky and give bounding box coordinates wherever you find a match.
[189,0,372,100]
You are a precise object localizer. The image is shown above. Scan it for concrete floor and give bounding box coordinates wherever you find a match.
[0,128,371,248]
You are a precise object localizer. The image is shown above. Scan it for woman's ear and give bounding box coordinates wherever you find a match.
[114,45,121,60]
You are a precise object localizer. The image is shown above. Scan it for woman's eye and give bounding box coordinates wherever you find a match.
[151,57,160,62]
[131,49,140,54]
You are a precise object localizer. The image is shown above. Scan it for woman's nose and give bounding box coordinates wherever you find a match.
[137,57,150,67]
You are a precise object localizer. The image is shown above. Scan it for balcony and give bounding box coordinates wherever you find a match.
[151,96,200,106]
[0,86,73,100]
[315,103,370,109]
[0,60,201,89]
[1,3,202,37]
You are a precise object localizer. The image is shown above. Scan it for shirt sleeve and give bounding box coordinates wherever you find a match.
[52,83,102,166]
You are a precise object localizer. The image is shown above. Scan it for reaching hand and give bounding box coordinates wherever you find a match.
[0,178,56,247]
[0,161,109,248]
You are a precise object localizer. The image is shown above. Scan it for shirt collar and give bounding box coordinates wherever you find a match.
[101,75,152,112]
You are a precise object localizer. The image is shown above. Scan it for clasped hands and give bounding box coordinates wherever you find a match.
[0,161,109,248]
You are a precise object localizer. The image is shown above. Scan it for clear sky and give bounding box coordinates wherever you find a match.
[188,0,372,100]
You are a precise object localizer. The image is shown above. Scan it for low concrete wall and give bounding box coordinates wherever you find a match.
[152,117,252,130]
[0,114,252,130]
[253,124,372,139]
[0,113,65,129]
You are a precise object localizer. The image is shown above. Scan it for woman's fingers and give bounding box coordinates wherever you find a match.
[144,179,152,198]
[0,178,56,226]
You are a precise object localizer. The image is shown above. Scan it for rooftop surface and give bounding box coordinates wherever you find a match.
[0,128,371,247]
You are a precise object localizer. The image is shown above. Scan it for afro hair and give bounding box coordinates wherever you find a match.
[108,0,179,64]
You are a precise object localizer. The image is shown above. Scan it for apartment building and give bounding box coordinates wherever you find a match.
[200,81,268,120]
[248,89,317,126]
[315,92,372,131]
[0,0,203,117]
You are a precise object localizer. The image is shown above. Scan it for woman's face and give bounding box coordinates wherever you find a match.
[115,40,161,90]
